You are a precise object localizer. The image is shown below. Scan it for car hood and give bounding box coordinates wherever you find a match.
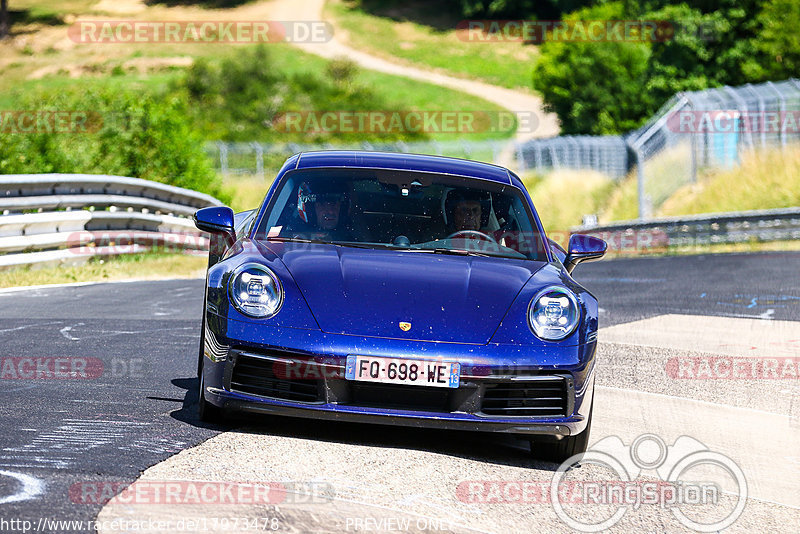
[265,242,544,344]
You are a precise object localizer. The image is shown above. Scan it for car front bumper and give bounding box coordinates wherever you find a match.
[202,316,597,437]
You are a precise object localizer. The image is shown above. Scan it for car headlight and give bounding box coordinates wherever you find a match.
[228,263,283,318]
[528,286,580,340]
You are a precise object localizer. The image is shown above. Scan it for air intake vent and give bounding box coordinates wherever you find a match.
[230,353,321,403]
[482,378,567,417]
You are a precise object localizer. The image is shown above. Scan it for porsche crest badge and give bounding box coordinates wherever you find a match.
[399,322,412,331]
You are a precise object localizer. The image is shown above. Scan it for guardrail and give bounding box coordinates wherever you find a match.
[572,207,800,252]
[0,174,222,270]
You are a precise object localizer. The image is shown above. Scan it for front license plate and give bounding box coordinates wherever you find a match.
[345,355,460,388]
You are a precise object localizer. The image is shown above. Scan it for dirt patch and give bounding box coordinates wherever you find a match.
[27,56,193,79]
[92,0,147,15]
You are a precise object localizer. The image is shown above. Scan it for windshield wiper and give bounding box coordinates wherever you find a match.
[429,248,490,257]
[329,241,409,251]
[268,237,330,244]
[268,238,490,257]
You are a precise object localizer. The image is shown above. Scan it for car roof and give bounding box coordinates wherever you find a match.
[293,151,513,185]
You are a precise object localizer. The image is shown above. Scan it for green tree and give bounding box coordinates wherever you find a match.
[532,2,653,134]
[749,0,800,79]
[533,40,652,134]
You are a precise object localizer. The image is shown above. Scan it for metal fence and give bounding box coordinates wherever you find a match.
[626,79,800,218]
[515,135,629,178]
[206,139,513,178]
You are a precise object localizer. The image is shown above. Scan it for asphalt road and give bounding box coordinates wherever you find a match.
[0,251,798,532]
[576,251,800,325]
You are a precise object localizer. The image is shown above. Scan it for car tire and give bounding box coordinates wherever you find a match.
[531,403,592,465]
[197,362,224,423]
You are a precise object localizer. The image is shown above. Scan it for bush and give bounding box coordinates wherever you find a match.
[0,89,229,203]
[326,56,358,84]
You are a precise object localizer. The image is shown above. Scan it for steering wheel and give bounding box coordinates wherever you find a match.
[446,230,497,243]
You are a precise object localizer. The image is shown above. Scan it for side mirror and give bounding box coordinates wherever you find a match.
[194,206,236,267]
[194,206,235,237]
[564,234,607,274]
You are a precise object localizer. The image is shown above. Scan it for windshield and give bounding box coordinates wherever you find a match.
[255,168,547,261]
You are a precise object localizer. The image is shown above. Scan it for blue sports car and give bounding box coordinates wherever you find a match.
[193,151,606,462]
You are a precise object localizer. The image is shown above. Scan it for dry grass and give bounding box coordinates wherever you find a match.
[659,144,800,216]
[605,239,800,259]
[600,173,640,222]
[522,169,615,231]
[223,173,275,212]
[602,144,800,222]
[0,252,207,289]
[326,0,540,91]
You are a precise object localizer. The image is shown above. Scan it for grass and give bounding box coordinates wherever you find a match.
[601,143,800,222]
[600,173,640,222]
[6,0,99,27]
[0,251,207,289]
[223,173,275,212]
[521,169,615,233]
[325,0,539,91]
[0,39,513,141]
[658,145,800,216]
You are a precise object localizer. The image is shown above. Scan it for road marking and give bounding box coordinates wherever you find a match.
[0,419,151,470]
[0,321,62,334]
[0,470,44,504]
[59,323,84,341]
[0,277,203,295]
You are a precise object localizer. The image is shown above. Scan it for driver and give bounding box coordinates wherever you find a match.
[294,180,354,241]
[445,189,489,233]
[453,198,482,231]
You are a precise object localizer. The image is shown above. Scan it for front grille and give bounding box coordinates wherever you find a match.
[230,353,321,403]
[347,383,450,412]
[481,377,568,417]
